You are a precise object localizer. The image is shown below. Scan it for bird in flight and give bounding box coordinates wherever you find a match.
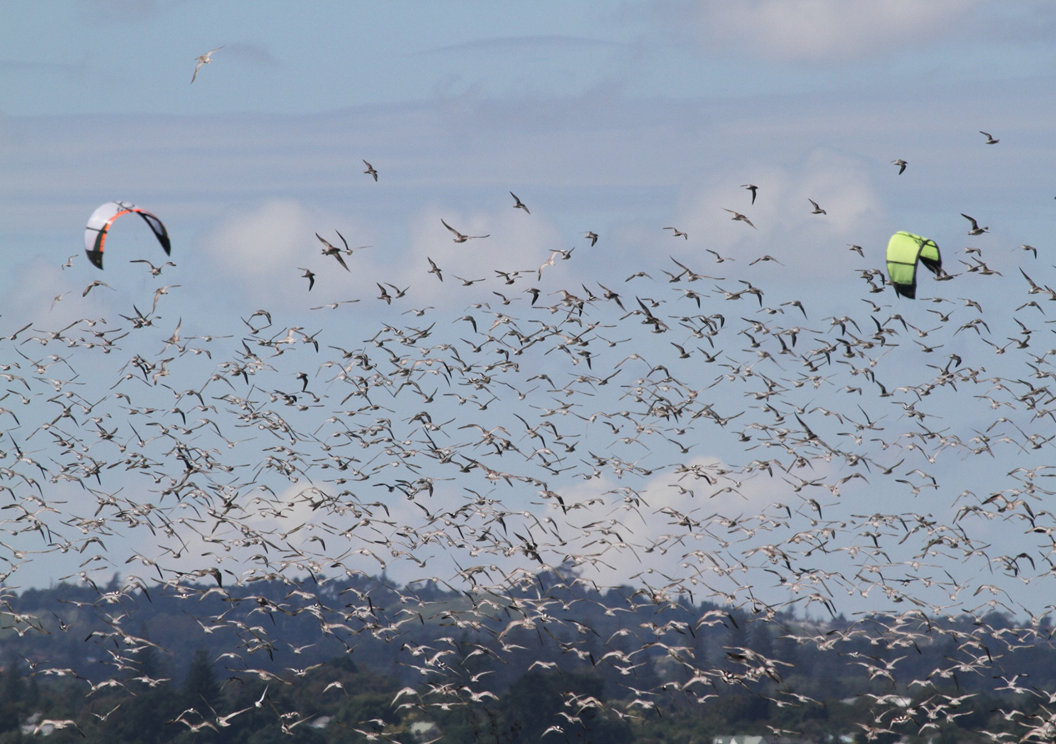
[961,213,989,236]
[584,231,598,247]
[82,280,113,298]
[453,275,485,285]
[363,161,378,181]
[316,232,350,271]
[191,46,223,84]
[723,208,756,229]
[980,130,999,145]
[742,184,758,204]
[442,219,489,243]
[510,193,529,214]
[892,159,907,175]
[664,227,688,239]
[299,268,316,291]
[130,259,176,276]
[808,199,827,215]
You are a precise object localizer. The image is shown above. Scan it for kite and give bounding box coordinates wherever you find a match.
[84,201,171,270]
[886,231,941,299]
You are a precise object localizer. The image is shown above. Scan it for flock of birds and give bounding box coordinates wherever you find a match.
[2,48,1055,739]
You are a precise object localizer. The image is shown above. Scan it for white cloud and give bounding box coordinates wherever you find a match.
[195,198,565,315]
[541,456,800,589]
[198,198,375,308]
[673,149,884,284]
[204,198,317,280]
[682,0,983,62]
[395,204,565,307]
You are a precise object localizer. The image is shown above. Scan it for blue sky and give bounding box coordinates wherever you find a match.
[5,1,1056,116]
[2,1,1056,618]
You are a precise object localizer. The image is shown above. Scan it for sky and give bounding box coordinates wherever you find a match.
[3,0,1056,623]
[5,2,1056,115]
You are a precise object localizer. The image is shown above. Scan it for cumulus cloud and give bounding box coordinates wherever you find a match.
[120,480,348,586]
[538,456,802,592]
[396,204,564,306]
[3,259,78,325]
[678,0,984,63]
[0,253,144,336]
[204,199,318,280]
[673,149,884,283]
[198,198,373,308]
[195,197,565,314]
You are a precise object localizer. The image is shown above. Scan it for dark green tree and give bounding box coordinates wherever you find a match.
[499,671,631,744]
[0,659,24,735]
[183,647,221,718]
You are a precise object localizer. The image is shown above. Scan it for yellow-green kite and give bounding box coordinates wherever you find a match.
[886,232,942,299]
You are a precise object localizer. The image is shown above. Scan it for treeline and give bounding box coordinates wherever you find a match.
[0,573,1049,742]
[0,646,1025,744]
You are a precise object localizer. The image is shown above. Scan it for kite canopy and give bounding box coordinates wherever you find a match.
[84,201,170,270]
[886,231,941,299]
